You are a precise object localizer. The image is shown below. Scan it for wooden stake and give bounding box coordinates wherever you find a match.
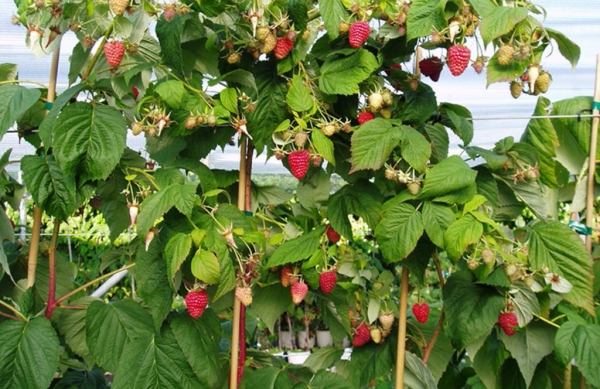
[585,54,600,252]
[395,266,409,388]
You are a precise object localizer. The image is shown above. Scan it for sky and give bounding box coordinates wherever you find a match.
[0,0,598,173]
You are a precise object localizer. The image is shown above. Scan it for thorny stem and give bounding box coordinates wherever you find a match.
[0,300,27,321]
[45,221,61,319]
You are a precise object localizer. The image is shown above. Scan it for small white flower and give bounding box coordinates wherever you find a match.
[544,273,573,294]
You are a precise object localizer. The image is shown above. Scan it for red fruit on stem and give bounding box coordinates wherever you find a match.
[348,21,370,48]
[447,45,471,76]
[291,281,308,304]
[352,322,371,347]
[325,225,341,244]
[131,86,139,99]
[185,290,209,318]
[104,41,125,67]
[319,270,337,294]
[418,56,443,81]
[288,150,310,179]
[498,312,518,336]
[357,111,374,125]
[281,267,293,287]
[412,302,430,323]
[274,37,294,59]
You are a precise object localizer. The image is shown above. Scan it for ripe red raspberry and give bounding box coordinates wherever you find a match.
[412,302,430,323]
[447,45,471,76]
[325,225,341,244]
[291,281,308,304]
[185,290,208,319]
[104,41,125,67]
[357,111,374,125]
[498,312,518,336]
[418,56,443,81]
[288,150,310,179]
[348,21,370,48]
[131,86,139,99]
[352,322,371,347]
[274,37,294,59]
[319,270,337,294]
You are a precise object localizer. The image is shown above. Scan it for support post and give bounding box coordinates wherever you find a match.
[395,266,410,388]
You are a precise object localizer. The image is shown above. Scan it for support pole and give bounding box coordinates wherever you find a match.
[585,54,600,252]
[395,266,410,388]
[229,139,247,388]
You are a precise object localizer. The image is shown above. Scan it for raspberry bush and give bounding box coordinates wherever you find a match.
[0,0,598,388]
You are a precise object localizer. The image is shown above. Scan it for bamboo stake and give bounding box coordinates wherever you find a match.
[585,54,600,252]
[395,266,410,388]
[229,139,247,388]
[27,47,61,288]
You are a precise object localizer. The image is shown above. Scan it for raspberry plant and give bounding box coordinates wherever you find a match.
[0,0,598,388]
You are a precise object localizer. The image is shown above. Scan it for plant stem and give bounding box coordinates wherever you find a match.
[423,253,446,364]
[82,24,113,80]
[0,311,22,321]
[564,363,572,389]
[0,79,49,88]
[395,266,409,389]
[26,206,43,288]
[45,220,61,320]
[0,300,26,321]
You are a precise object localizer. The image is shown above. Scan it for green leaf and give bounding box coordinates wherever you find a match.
[478,6,528,46]
[219,87,238,113]
[21,155,77,220]
[423,123,449,163]
[288,0,309,31]
[375,202,424,263]
[443,271,505,349]
[318,0,347,39]
[402,87,438,124]
[38,83,86,148]
[252,284,293,333]
[404,351,438,389]
[53,102,126,182]
[406,0,446,41]
[528,221,594,314]
[350,119,402,173]
[304,347,345,373]
[0,63,18,81]
[544,28,580,69]
[86,300,154,372]
[0,317,59,389]
[464,145,509,171]
[135,238,174,330]
[554,322,600,387]
[486,52,527,86]
[327,183,382,240]
[319,50,379,96]
[444,214,483,261]
[267,226,325,267]
[422,201,456,248]
[296,169,331,210]
[400,125,431,173]
[155,16,187,76]
[252,185,293,206]
[137,182,198,237]
[155,80,186,108]
[309,369,355,389]
[499,322,556,387]
[348,341,394,387]
[312,129,335,167]
[170,311,221,388]
[420,155,477,198]
[214,251,236,301]
[246,366,293,389]
[495,173,549,221]
[111,326,204,389]
[57,296,101,366]
[287,75,314,112]
[0,85,41,138]
[439,103,474,146]
[191,249,220,285]
[165,233,192,288]
[471,332,509,389]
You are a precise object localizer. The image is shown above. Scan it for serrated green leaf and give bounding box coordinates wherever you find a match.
[486,53,527,86]
[420,155,477,199]
[246,366,293,389]
[499,322,555,387]
[327,183,382,241]
[170,311,221,387]
[311,129,335,166]
[288,0,309,31]
[303,347,345,373]
[156,16,187,76]
[478,6,528,46]
[319,50,379,96]
[444,214,483,261]
[287,75,314,112]
[267,226,325,267]
[155,80,186,108]
[252,284,293,333]
[402,87,438,124]
[86,300,154,373]
[21,155,77,220]
[111,326,204,389]
[350,119,402,173]
[318,0,347,39]
[57,296,101,367]
[439,103,474,146]
[406,0,447,41]
[400,125,431,173]
[0,317,59,389]
[495,173,548,221]
[53,102,126,182]
[219,87,238,113]
[424,123,449,162]
[0,85,41,138]
[0,63,18,81]
[191,248,220,285]
[443,271,505,349]
[252,185,293,206]
[554,322,600,387]
[348,340,394,387]
[464,145,509,171]
[214,251,236,301]
[528,221,594,314]
[164,233,192,288]
[404,351,438,389]
[545,28,580,69]
[422,201,456,248]
[296,169,330,210]
[310,369,355,389]
[375,202,424,263]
